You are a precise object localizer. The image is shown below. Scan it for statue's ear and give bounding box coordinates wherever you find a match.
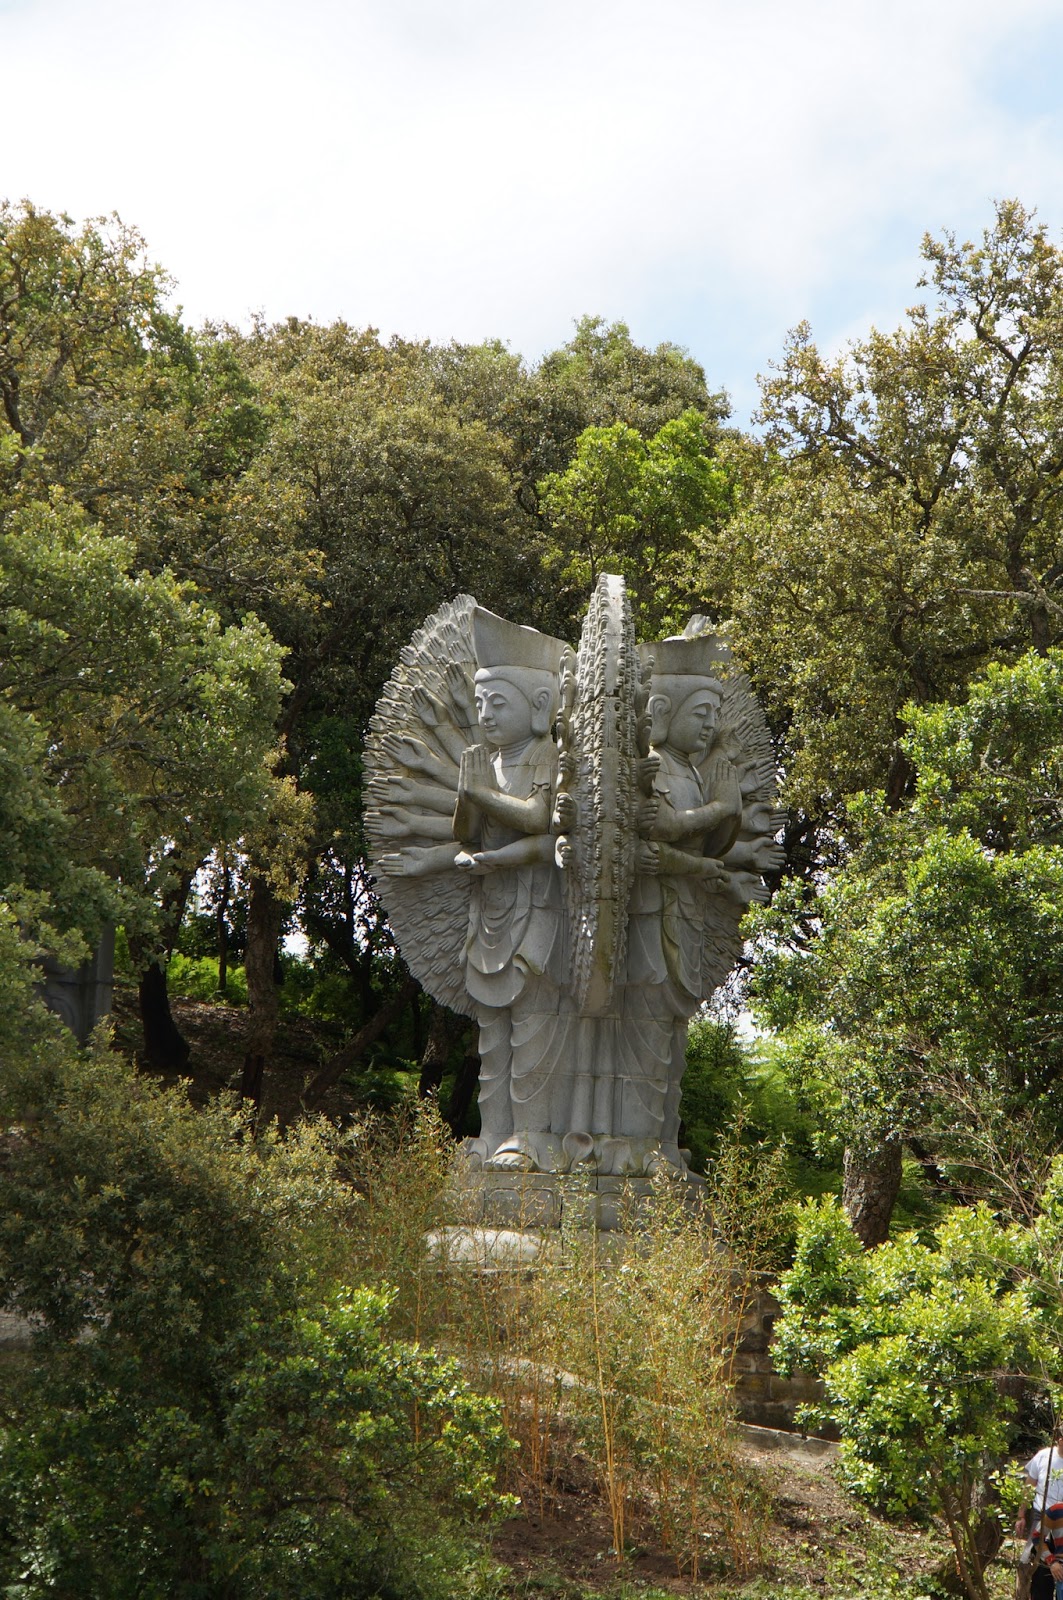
[530,686,552,736]
[648,693,671,744]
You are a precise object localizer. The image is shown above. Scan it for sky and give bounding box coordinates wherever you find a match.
[5,0,1063,423]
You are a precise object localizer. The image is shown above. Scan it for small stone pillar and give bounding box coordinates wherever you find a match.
[39,927,116,1044]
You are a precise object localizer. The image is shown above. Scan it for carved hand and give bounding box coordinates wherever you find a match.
[378,847,434,878]
[455,849,500,876]
[637,795,659,836]
[749,838,786,873]
[721,869,770,906]
[703,754,743,817]
[382,734,455,785]
[554,792,577,832]
[459,741,496,800]
[637,841,661,876]
[638,753,661,792]
[444,662,477,727]
[412,685,448,729]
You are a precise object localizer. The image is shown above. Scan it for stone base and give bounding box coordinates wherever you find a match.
[450,1167,706,1232]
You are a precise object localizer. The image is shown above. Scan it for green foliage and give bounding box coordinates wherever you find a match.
[0,1038,512,1597]
[538,409,730,635]
[774,1199,1033,1598]
[752,647,1063,1212]
[167,951,250,1005]
[906,647,1063,851]
[680,1019,833,1203]
[694,200,1063,829]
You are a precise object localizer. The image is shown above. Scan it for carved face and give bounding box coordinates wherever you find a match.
[474,677,535,747]
[665,689,719,755]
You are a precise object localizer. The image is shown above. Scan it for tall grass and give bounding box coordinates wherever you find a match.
[341,1106,790,1582]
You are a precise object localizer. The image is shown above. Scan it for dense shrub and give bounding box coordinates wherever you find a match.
[0,1036,511,1598]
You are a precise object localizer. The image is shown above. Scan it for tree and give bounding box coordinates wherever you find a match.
[752,648,1063,1237]
[696,201,1063,831]
[538,409,732,636]
[697,200,1063,1224]
[0,200,315,1066]
[0,494,295,1066]
[774,1197,1034,1600]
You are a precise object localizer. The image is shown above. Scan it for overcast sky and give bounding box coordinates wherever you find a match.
[5,0,1063,421]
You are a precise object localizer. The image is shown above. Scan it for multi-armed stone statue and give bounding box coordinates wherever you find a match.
[365,577,780,1180]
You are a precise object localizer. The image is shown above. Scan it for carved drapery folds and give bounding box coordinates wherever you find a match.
[364,575,780,1177]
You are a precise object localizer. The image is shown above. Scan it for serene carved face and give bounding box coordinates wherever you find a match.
[474,677,535,747]
[664,689,719,755]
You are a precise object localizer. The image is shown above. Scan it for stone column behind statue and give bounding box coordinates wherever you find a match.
[364,576,780,1181]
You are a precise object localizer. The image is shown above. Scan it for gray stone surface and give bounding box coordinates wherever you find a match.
[364,576,780,1191]
[39,926,115,1044]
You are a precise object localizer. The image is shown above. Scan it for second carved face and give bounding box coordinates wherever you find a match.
[662,688,719,756]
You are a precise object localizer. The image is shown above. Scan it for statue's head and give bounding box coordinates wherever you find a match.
[470,606,565,747]
[474,667,556,745]
[641,634,727,756]
[647,678,722,754]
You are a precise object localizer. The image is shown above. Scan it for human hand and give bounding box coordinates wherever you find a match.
[637,841,660,876]
[554,836,572,870]
[637,796,659,836]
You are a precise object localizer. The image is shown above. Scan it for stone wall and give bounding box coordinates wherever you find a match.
[733,1280,833,1436]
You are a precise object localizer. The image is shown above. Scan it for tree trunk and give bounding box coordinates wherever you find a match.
[418,1002,464,1098]
[138,959,191,1073]
[133,868,196,1073]
[842,1140,902,1248]
[215,856,230,995]
[301,977,418,1115]
[445,1046,481,1137]
[240,875,286,1121]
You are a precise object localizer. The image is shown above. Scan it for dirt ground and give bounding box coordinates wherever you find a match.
[489,1436,955,1598]
[110,985,365,1126]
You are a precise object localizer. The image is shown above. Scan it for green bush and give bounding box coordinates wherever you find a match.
[0,1041,511,1598]
[167,950,249,1005]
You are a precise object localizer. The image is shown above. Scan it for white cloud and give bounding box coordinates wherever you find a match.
[4,0,1063,418]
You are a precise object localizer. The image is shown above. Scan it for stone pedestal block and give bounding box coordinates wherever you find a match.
[452,1168,706,1233]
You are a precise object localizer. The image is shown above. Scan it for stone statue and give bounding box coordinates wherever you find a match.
[365,576,780,1178]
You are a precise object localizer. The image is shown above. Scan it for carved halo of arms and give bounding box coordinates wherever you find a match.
[364,596,481,1016]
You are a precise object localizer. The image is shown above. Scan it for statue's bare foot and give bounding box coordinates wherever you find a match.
[486,1148,538,1172]
[643,1149,684,1178]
